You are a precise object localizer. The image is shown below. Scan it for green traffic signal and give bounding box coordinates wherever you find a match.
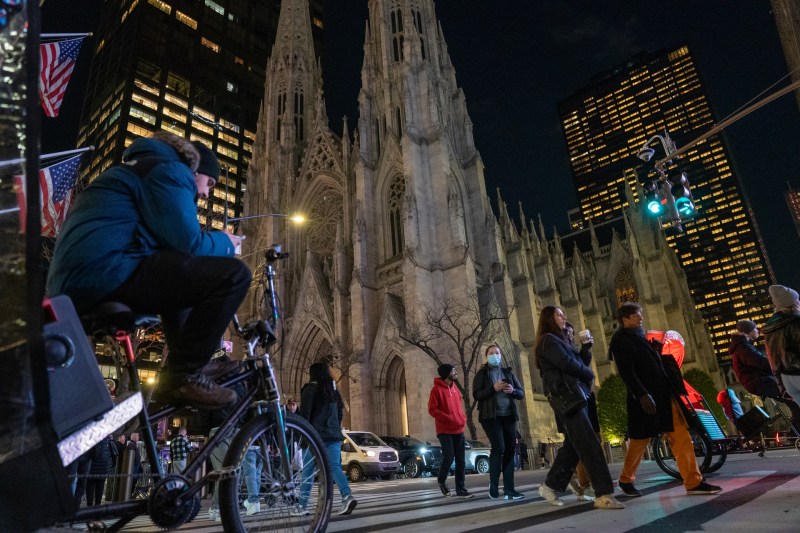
[675,196,695,217]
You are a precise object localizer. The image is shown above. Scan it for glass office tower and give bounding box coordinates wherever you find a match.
[76,0,324,229]
[558,44,774,364]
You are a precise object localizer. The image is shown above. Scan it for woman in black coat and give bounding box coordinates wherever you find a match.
[535,306,623,510]
[472,343,524,500]
[85,435,115,506]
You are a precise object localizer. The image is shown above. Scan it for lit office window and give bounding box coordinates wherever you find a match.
[176,11,197,29]
[201,37,220,53]
[204,0,224,16]
[148,0,172,15]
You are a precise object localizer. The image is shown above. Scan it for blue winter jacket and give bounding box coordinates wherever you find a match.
[47,137,235,310]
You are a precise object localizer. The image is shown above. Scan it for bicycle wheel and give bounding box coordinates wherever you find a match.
[652,428,712,479]
[219,412,333,532]
[704,441,728,473]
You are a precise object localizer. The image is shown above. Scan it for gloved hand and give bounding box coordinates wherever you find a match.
[639,394,657,415]
[649,338,663,355]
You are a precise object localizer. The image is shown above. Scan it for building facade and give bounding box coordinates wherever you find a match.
[558,45,774,369]
[243,0,721,446]
[75,0,323,229]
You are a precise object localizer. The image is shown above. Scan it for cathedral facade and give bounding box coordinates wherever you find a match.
[241,0,721,446]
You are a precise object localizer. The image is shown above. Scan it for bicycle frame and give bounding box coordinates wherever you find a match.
[69,248,295,530]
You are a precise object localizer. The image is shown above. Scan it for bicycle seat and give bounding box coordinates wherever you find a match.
[82,301,160,337]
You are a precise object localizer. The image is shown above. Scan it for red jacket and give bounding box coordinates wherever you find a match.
[428,378,467,434]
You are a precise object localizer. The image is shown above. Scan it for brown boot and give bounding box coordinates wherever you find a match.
[161,372,237,409]
[201,358,242,381]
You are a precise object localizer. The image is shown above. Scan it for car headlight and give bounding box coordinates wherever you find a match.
[419,447,427,453]
[366,450,376,457]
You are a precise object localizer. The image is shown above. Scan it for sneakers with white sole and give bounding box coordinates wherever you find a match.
[208,508,221,522]
[594,494,625,509]
[339,494,357,515]
[538,483,564,506]
[243,499,261,516]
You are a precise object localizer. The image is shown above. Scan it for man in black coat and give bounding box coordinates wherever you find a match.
[731,319,800,430]
[609,302,721,497]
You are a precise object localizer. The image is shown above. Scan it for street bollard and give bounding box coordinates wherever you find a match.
[113,446,136,502]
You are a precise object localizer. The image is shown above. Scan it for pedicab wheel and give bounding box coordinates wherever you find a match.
[704,441,728,473]
[652,428,712,479]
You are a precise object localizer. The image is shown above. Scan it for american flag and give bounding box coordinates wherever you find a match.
[14,155,83,237]
[39,37,85,118]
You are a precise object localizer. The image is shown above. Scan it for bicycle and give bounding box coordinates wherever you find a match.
[57,245,333,532]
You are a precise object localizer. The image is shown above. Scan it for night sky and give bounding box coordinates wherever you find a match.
[43,1,800,288]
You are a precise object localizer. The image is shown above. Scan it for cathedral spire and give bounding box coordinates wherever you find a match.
[588,217,601,257]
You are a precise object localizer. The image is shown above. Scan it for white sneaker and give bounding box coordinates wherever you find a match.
[289,506,310,516]
[538,483,564,506]
[208,508,221,522]
[594,494,625,509]
[243,499,261,516]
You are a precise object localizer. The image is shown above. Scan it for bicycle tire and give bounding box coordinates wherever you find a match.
[704,441,728,473]
[219,412,333,532]
[652,428,712,479]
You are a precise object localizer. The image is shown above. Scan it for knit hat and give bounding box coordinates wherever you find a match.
[768,284,799,309]
[191,141,221,181]
[437,364,455,380]
[736,320,757,334]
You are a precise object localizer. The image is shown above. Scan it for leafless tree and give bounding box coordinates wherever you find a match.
[398,292,515,440]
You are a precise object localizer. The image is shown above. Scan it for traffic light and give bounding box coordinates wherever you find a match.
[669,172,695,217]
[643,181,666,217]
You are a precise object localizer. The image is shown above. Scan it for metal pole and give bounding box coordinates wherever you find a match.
[0,146,95,169]
[655,77,800,170]
[41,32,93,38]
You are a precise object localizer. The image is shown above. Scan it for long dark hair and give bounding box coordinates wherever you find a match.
[533,305,565,369]
[309,362,338,403]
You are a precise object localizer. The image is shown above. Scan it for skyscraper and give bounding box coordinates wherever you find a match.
[558,44,774,365]
[75,0,323,228]
[786,184,800,237]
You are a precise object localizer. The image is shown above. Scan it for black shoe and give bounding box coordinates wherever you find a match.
[504,490,524,500]
[161,372,237,409]
[488,485,499,499]
[618,481,642,497]
[455,489,474,498]
[686,481,722,495]
[438,482,450,496]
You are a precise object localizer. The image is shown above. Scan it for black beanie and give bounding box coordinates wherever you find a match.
[191,141,221,181]
[736,320,757,334]
[437,364,455,379]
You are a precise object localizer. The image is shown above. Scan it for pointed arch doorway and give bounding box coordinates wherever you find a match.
[385,355,408,436]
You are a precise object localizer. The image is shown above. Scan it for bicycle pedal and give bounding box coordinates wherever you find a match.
[208,466,241,481]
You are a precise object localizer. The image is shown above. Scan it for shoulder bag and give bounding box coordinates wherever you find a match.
[547,377,587,417]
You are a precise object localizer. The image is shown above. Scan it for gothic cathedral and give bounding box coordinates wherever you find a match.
[242,0,720,445]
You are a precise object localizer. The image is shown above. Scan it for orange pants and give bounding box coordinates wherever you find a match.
[619,398,702,491]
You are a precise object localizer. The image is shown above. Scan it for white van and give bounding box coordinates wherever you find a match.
[341,430,400,482]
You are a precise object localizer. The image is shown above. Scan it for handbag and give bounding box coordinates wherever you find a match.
[547,380,587,417]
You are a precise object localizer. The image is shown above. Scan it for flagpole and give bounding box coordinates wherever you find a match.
[41,33,93,38]
[0,146,94,169]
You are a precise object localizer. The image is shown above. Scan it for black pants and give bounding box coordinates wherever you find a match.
[480,415,517,492]
[105,251,251,376]
[545,405,614,496]
[437,432,466,491]
[85,478,106,506]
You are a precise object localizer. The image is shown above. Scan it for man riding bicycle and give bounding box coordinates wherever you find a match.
[47,132,250,409]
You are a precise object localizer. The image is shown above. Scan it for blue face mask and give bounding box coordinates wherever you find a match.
[487,354,502,367]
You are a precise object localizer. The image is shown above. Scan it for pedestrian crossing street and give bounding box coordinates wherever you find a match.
[113,461,800,532]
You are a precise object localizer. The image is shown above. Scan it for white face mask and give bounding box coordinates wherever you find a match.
[487,354,502,367]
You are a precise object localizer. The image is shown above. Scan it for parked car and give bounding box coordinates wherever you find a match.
[341,430,400,482]
[464,439,491,474]
[380,436,443,478]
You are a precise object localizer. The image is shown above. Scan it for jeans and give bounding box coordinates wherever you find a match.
[298,440,350,509]
[243,448,262,504]
[479,415,517,492]
[620,398,702,491]
[437,433,466,491]
[545,404,614,496]
[105,250,251,376]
